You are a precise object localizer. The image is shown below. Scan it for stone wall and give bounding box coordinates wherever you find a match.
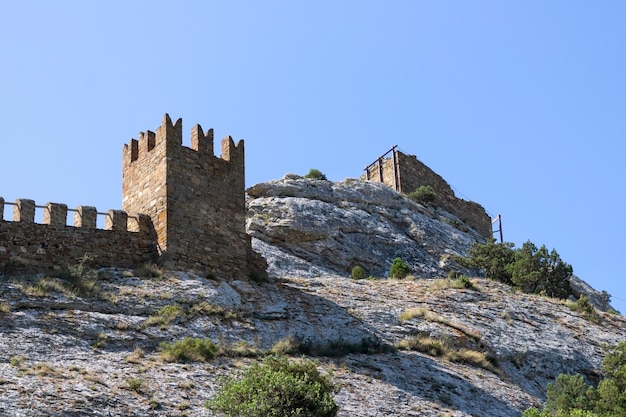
[0,198,157,273]
[362,150,492,238]
[123,114,265,279]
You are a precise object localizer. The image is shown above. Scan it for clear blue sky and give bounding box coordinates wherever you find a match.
[1,2,625,312]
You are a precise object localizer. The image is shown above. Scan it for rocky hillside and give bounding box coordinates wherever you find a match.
[0,177,624,416]
[247,175,485,279]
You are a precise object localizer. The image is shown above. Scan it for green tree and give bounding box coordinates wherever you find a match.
[206,355,338,417]
[304,168,327,180]
[595,342,626,415]
[457,238,516,285]
[524,341,626,416]
[507,241,573,298]
[389,258,410,279]
[457,239,573,298]
[544,374,596,415]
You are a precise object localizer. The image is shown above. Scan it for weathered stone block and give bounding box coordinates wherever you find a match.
[74,206,97,228]
[13,199,35,223]
[105,210,128,231]
[44,202,68,226]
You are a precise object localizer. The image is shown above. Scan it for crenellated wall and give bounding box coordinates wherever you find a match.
[363,150,492,238]
[1,113,267,279]
[122,114,265,278]
[0,198,158,273]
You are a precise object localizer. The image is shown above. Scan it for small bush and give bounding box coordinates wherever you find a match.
[159,337,219,363]
[568,295,601,323]
[397,333,495,371]
[143,304,185,328]
[0,302,10,314]
[133,263,164,279]
[206,355,339,417]
[397,334,445,356]
[124,377,145,393]
[458,275,476,290]
[408,185,436,206]
[125,347,145,364]
[271,335,301,355]
[64,255,100,296]
[221,340,260,358]
[304,168,327,181]
[430,276,477,291]
[399,307,430,322]
[389,258,410,279]
[351,265,366,279]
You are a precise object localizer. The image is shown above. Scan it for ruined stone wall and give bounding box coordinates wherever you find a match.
[364,157,398,190]
[122,114,260,278]
[0,198,157,273]
[362,151,492,238]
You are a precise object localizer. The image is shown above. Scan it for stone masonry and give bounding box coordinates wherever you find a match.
[1,114,267,279]
[0,199,157,273]
[122,114,266,279]
[364,149,492,238]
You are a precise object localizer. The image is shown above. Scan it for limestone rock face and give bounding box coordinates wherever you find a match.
[247,176,485,278]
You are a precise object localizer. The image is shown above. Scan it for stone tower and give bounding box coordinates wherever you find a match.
[122,114,258,278]
[364,148,492,238]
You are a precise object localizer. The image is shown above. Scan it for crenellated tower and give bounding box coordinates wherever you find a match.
[122,114,257,278]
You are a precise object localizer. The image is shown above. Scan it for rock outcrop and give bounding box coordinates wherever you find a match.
[1,270,624,416]
[247,175,485,279]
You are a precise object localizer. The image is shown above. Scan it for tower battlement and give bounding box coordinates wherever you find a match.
[123,114,244,168]
[122,114,262,278]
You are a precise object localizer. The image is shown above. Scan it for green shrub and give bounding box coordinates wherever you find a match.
[304,168,327,181]
[396,333,494,371]
[133,263,164,278]
[568,295,601,323]
[507,241,573,299]
[525,341,626,416]
[389,258,410,279]
[124,377,145,393]
[159,337,218,363]
[0,302,10,315]
[143,304,185,328]
[351,265,366,279]
[455,239,516,285]
[271,335,301,355]
[457,239,573,299]
[206,355,339,417]
[408,185,436,206]
[51,255,101,297]
[457,275,476,290]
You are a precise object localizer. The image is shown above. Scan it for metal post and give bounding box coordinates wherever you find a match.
[391,145,399,192]
[492,214,503,243]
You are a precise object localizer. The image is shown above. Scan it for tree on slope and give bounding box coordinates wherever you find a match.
[524,341,626,417]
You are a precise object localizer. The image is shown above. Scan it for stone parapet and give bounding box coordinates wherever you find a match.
[43,203,68,226]
[0,197,158,274]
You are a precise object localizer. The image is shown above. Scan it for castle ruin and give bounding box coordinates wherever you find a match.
[0,114,266,279]
[363,146,492,238]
